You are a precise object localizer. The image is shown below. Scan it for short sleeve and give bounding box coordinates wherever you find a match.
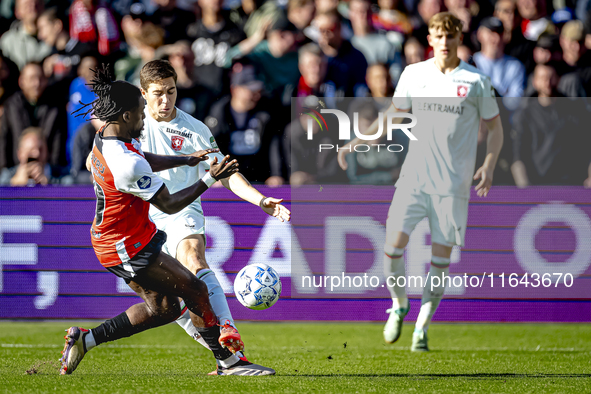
[392,67,412,111]
[478,76,500,121]
[200,125,226,169]
[114,156,164,201]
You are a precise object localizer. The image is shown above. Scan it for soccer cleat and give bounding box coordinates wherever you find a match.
[383,305,409,344]
[208,353,250,375]
[59,327,88,375]
[214,359,276,376]
[411,329,429,352]
[218,323,244,354]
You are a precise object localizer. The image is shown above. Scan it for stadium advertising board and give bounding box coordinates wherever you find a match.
[1,185,590,322]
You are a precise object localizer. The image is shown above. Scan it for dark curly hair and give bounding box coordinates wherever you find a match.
[72,64,143,123]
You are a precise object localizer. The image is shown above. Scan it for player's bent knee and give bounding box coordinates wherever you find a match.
[387,231,409,249]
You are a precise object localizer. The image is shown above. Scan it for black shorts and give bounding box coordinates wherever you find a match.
[105,230,167,283]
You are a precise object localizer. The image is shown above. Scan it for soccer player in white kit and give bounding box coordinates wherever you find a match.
[138,60,290,375]
[338,12,504,351]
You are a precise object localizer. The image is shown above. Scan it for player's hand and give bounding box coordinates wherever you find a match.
[473,165,493,197]
[186,149,219,166]
[584,177,591,188]
[261,197,291,222]
[209,155,239,180]
[337,146,352,170]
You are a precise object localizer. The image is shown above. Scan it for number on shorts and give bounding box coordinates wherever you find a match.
[94,182,106,226]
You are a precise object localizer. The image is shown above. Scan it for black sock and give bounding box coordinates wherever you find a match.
[91,312,142,346]
[196,326,234,360]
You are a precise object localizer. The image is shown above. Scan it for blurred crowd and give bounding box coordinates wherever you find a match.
[0,0,590,187]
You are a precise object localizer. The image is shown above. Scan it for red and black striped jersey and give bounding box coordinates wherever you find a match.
[89,131,164,267]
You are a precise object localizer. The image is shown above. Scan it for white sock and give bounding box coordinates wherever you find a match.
[415,256,450,332]
[175,303,211,350]
[383,245,408,311]
[198,269,234,327]
[198,270,246,359]
[218,353,240,368]
[84,330,96,351]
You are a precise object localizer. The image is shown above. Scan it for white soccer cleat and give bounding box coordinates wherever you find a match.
[59,326,88,375]
[383,306,409,344]
[213,359,276,376]
[411,329,429,352]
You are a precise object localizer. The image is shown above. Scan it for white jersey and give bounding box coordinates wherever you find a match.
[139,107,225,217]
[393,58,499,197]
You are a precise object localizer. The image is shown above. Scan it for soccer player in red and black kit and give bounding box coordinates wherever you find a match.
[59,65,274,376]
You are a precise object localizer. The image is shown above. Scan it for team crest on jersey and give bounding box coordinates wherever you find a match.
[171,135,184,151]
[210,136,218,149]
[137,176,152,189]
[457,85,468,97]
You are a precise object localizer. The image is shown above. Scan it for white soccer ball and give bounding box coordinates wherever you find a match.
[234,263,282,310]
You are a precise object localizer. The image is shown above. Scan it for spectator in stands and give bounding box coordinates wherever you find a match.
[229,0,261,31]
[226,13,300,98]
[511,63,591,187]
[444,0,478,34]
[315,10,368,96]
[69,117,102,184]
[187,0,246,98]
[349,0,403,85]
[67,55,98,164]
[161,41,214,121]
[242,0,282,38]
[288,0,316,31]
[0,127,51,186]
[0,62,66,173]
[403,36,425,65]
[0,54,19,119]
[116,21,164,85]
[559,20,587,74]
[366,63,393,97]
[295,43,341,98]
[516,0,554,41]
[371,0,412,36]
[558,20,591,97]
[148,0,195,45]
[494,0,535,74]
[474,16,526,101]
[410,0,442,50]
[69,0,120,56]
[532,34,564,70]
[458,44,474,64]
[344,101,405,185]
[205,64,283,184]
[37,8,95,83]
[316,0,339,14]
[285,95,347,185]
[0,0,51,70]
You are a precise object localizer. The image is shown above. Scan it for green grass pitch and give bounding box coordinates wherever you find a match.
[1,321,590,393]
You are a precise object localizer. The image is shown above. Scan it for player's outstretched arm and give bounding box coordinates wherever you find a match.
[144,149,219,172]
[474,115,504,197]
[220,172,291,222]
[337,103,408,170]
[149,156,239,214]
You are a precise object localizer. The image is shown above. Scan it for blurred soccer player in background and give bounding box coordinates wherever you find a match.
[339,12,503,352]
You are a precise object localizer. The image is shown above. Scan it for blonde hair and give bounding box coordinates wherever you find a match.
[428,12,463,35]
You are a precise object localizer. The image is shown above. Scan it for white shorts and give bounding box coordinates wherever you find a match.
[150,206,205,258]
[386,188,469,247]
